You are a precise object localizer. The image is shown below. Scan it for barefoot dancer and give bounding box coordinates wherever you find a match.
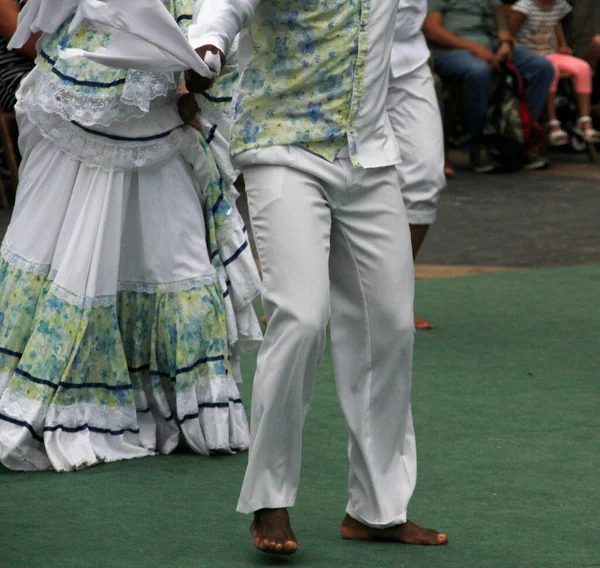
[387,0,446,331]
[189,0,448,554]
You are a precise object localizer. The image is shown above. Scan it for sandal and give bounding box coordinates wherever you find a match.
[546,120,569,146]
[574,116,600,143]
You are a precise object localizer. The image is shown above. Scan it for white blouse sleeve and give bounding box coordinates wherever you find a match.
[557,0,572,20]
[188,0,261,56]
[511,0,534,16]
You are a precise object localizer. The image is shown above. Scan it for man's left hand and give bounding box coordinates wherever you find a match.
[558,46,573,55]
[496,42,513,63]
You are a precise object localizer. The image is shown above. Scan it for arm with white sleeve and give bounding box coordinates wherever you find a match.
[188,0,260,65]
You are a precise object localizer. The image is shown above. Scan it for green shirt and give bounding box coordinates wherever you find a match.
[427,0,502,56]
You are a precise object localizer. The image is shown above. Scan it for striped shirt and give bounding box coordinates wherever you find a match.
[512,0,572,56]
[0,0,35,111]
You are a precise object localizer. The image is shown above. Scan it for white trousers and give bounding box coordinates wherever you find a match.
[387,62,446,226]
[236,146,417,527]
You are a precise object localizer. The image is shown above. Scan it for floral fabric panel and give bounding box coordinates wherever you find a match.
[230,0,363,162]
[0,255,230,439]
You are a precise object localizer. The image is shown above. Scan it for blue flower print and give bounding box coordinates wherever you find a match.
[275,37,289,59]
[325,127,342,140]
[281,10,299,30]
[319,74,343,95]
[245,68,265,90]
[240,121,260,144]
[295,130,311,143]
[298,34,316,55]
[308,102,325,124]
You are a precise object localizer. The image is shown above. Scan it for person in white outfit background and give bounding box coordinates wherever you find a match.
[188,0,448,555]
[387,0,447,330]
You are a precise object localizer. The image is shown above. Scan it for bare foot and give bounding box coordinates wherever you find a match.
[260,315,267,326]
[341,515,447,545]
[444,159,456,179]
[250,508,299,555]
[414,316,434,330]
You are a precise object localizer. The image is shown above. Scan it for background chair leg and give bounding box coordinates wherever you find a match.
[0,173,9,209]
[586,141,597,163]
[0,113,19,189]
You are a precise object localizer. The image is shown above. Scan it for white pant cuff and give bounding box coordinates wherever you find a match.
[406,212,437,226]
[236,496,296,515]
[346,502,407,529]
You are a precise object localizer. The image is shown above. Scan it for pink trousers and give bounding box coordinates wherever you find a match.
[546,53,592,94]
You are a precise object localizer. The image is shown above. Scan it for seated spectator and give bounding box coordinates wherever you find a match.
[0,0,37,112]
[510,0,599,145]
[424,0,555,173]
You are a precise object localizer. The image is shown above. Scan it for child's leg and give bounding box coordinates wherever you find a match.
[544,55,563,135]
[548,54,594,126]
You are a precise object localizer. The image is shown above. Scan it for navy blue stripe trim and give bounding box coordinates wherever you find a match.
[222,288,230,299]
[242,225,248,234]
[72,121,178,142]
[60,381,132,392]
[178,399,243,425]
[0,346,22,358]
[14,368,131,392]
[211,179,225,214]
[200,91,233,104]
[14,368,57,389]
[0,413,43,442]
[137,408,175,423]
[40,51,127,88]
[211,193,224,214]
[223,241,248,267]
[210,249,219,260]
[176,355,225,376]
[43,424,140,436]
[40,50,56,65]
[176,14,193,23]
[205,124,217,145]
[129,355,226,378]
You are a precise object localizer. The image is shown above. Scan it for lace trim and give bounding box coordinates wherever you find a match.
[0,243,51,276]
[117,274,217,294]
[23,105,199,172]
[2,245,220,306]
[49,282,116,309]
[19,67,178,127]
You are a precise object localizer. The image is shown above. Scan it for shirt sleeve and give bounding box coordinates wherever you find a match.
[511,0,533,15]
[188,0,260,55]
[426,0,446,15]
[557,0,572,20]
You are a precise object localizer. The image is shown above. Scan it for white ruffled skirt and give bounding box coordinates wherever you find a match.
[0,93,262,472]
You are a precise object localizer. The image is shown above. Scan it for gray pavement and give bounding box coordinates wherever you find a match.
[1,150,599,270]
[418,158,600,268]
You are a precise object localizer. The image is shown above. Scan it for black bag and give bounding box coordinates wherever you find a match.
[482,62,543,171]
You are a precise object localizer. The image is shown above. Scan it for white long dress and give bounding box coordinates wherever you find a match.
[0,0,262,472]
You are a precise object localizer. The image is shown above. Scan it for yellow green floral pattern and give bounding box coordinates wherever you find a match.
[230,0,363,161]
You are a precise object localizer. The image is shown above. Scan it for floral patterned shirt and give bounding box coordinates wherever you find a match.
[191,0,401,168]
[231,0,361,162]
